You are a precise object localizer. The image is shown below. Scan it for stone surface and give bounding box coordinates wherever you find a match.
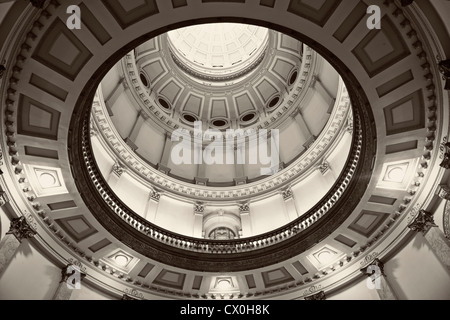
[0,235,21,276]
[425,227,450,271]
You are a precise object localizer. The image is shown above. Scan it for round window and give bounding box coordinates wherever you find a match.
[289,70,298,86]
[183,114,197,123]
[140,73,149,87]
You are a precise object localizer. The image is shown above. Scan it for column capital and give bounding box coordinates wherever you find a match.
[112,162,125,177]
[150,189,160,202]
[317,160,330,175]
[60,263,87,284]
[360,258,386,277]
[138,110,150,121]
[408,209,437,234]
[304,291,326,300]
[7,216,37,242]
[437,185,450,200]
[281,186,293,201]
[239,202,250,214]
[194,202,205,215]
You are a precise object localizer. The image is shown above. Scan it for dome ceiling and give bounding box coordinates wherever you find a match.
[167,23,269,80]
[0,0,447,301]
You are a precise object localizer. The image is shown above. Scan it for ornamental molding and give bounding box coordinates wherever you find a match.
[91,78,352,202]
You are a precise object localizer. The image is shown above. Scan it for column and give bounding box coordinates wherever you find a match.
[53,262,87,300]
[104,77,127,116]
[408,209,450,271]
[311,76,335,114]
[292,110,315,149]
[107,163,125,189]
[239,203,252,237]
[0,216,36,276]
[317,160,336,183]
[360,258,397,300]
[437,185,450,239]
[144,190,160,222]
[158,133,173,174]
[125,110,149,151]
[282,187,299,221]
[234,142,246,181]
[193,203,204,238]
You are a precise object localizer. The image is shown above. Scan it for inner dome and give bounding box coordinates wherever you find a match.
[167,23,269,80]
[90,23,354,239]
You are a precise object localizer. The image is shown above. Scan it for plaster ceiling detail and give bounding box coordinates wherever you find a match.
[167,23,269,80]
[0,0,447,301]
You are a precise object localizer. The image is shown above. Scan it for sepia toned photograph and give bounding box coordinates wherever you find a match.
[0,0,449,307]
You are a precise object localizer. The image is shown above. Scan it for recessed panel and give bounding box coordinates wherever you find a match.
[32,19,92,81]
[383,90,425,136]
[261,267,294,288]
[101,0,159,29]
[18,95,60,140]
[352,17,410,78]
[287,0,341,27]
[348,211,389,237]
[56,215,98,242]
[153,270,186,290]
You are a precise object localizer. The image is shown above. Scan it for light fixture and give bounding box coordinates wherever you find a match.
[386,167,405,183]
[114,254,129,267]
[38,172,57,188]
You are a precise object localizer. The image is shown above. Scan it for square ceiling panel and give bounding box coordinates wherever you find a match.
[287,0,341,27]
[32,19,92,81]
[56,215,98,243]
[153,269,186,290]
[352,17,410,78]
[348,211,389,238]
[383,90,425,136]
[261,267,295,288]
[24,164,68,197]
[307,245,345,270]
[101,0,159,29]
[102,249,140,274]
[377,158,419,190]
[17,95,60,140]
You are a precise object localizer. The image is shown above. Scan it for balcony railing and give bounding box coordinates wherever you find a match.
[81,110,362,254]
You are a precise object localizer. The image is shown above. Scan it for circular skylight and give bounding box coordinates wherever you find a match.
[167,23,269,78]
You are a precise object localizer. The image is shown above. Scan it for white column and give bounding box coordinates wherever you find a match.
[193,203,204,238]
[311,76,335,114]
[125,111,149,151]
[361,258,397,300]
[106,163,124,190]
[282,187,299,221]
[292,111,314,149]
[144,191,160,223]
[239,203,252,237]
[0,216,36,277]
[53,262,86,300]
[105,77,128,116]
[408,209,450,271]
[159,133,173,167]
